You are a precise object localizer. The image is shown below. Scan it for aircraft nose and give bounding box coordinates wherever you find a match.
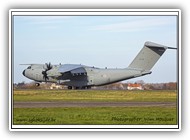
[22,70,26,76]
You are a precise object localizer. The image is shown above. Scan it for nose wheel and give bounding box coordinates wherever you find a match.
[35,83,40,87]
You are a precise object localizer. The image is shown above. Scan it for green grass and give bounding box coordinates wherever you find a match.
[13,89,178,125]
[13,107,177,125]
[13,89,177,102]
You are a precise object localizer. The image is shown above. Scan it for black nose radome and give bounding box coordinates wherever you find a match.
[22,70,26,76]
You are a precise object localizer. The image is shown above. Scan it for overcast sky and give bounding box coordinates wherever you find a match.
[13,15,177,83]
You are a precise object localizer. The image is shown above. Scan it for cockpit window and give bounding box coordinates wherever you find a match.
[27,66,31,69]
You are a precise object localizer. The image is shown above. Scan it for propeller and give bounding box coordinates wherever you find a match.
[42,62,52,82]
[45,62,52,70]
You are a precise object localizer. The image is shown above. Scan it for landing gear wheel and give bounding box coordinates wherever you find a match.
[87,86,91,89]
[68,86,72,90]
[74,87,80,89]
[35,83,40,87]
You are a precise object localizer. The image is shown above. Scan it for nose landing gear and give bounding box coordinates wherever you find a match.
[35,83,40,87]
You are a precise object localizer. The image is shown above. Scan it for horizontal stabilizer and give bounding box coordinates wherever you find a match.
[167,47,177,50]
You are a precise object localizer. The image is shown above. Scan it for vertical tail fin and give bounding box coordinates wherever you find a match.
[128,41,169,71]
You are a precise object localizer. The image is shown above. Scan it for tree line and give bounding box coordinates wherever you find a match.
[13,81,177,90]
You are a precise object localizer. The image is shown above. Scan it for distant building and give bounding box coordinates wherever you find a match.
[127,83,143,90]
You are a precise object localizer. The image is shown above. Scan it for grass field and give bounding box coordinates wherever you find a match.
[14,89,177,102]
[13,89,178,125]
[14,107,177,125]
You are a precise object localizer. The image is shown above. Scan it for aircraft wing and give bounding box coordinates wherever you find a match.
[58,64,86,74]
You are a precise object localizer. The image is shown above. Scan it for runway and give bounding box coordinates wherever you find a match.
[13,101,176,108]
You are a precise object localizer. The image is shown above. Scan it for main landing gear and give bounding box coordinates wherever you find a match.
[67,86,91,90]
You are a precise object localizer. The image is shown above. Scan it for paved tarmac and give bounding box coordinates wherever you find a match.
[13,101,176,108]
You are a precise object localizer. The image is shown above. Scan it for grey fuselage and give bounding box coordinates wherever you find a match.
[23,64,151,88]
[22,41,173,89]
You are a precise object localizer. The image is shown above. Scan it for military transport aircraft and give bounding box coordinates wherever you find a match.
[22,41,176,89]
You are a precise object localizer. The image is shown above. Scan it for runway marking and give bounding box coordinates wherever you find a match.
[13,101,176,108]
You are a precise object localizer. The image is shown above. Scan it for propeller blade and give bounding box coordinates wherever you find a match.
[42,62,52,82]
[45,62,52,70]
